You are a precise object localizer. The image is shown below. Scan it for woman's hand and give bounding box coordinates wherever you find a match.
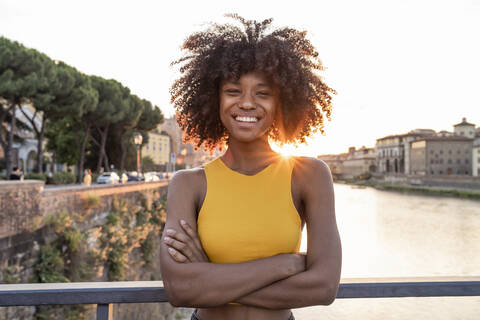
[163,219,209,263]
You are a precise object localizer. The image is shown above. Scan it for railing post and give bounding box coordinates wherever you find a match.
[97,303,113,320]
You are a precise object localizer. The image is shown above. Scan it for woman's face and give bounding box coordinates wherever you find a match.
[219,71,280,143]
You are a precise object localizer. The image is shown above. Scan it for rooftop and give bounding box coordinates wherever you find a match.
[453,117,476,127]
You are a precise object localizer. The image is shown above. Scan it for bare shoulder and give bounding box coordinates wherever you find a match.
[169,167,206,198]
[170,167,206,189]
[168,167,207,211]
[292,156,332,185]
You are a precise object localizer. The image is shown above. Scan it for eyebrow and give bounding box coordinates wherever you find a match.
[223,81,271,87]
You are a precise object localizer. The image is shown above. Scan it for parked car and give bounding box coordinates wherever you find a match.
[127,172,144,182]
[144,172,160,182]
[96,172,120,184]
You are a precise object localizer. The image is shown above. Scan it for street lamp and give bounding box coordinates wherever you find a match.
[134,133,143,177]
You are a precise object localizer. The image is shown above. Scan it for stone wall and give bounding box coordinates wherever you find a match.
[0,181,191,320]
[380,174,480,189]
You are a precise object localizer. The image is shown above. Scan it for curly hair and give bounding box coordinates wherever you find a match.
[170,14,335,151]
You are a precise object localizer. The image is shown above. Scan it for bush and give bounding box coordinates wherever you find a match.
[48,172,76,185]
[92,173,100,184]
[25,173,48,182]
[357,172,372,180]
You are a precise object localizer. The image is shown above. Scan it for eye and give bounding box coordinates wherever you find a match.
[224,89,241,95]
[257,91,270,96]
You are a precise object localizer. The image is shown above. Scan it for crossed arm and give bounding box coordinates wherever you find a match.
[159,159,342,309]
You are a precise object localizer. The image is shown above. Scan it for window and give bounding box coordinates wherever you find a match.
[440,150,443,154]
[439,159,443,164]
[457,159,461,164]
[448,159,452,164]
[448,150,452,154]
[153,143,156,151]
[146,144,149,151]
[430,159,434,164]
[465,159,469,164]
[439,170,443,174]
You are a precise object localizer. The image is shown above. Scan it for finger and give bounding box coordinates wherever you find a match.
[165,228,190,243]
[167,247,188,263]
[164,236,194,260]
[179,220,204,251]
[165,228,204,262]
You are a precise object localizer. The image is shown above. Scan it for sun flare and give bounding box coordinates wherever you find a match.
[271,143,299,158]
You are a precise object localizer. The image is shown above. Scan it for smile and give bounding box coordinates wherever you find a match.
[234,116,258,123]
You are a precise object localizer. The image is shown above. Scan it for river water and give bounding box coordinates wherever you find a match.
[293,183,480,319]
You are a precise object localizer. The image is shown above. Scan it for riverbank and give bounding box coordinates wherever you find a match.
[336,179,480,200]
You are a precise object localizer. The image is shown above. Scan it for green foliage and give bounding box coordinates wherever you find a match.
[35,245,69,283]
[141,232,156,265]
[106,212,120,225]
[25,172,48,181]
[45,212,73,234]
[86,194,100,208]
[45,117,82,166]
[357,172,372,180]
[141,155,155,172]
[1,265,22,284]
[48,171,76,184]
[64,229,86,253]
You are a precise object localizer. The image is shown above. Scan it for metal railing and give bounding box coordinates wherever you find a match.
[1,277,479,320]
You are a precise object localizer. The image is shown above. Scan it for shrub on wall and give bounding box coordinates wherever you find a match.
[25,173,48,182]
[48,172,76,185]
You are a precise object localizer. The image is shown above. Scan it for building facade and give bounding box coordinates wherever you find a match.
[453,117,476,138]
[473,128,480,176]
[342,146,376,178]
[142,132,171,165]
[410,137,473,175]
[376,129,435,175]
[317,153,347,179]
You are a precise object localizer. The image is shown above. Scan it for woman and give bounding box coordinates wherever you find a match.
[160,14,342,320]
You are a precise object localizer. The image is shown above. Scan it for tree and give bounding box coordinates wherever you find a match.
[108,94,143,171]
[22,61,98,173]
[87,77,129,173]
[0,37,46,179]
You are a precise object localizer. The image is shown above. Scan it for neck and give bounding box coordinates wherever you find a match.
[221,137,279,172]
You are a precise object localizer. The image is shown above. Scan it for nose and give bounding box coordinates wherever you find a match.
[239,94,256,110]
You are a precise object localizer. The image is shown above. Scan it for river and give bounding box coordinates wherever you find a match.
[293,183,480,319]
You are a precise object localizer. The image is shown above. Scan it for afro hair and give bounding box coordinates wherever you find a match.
[170,14,335,151]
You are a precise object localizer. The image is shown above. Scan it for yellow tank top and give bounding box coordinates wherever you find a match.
[198,157,302,264]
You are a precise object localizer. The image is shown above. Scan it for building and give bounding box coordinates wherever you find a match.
[410,136,473,175]
[158,116,222,169]
[1,100,58,174]
[142,131,171,165]
[453,117,476,138]
[473,128,480,177]
[317,153,347,178]
[376,129,435,174]
[342,146,376,178]
[159,117,183,156]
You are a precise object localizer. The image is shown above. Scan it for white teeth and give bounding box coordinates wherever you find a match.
[235,116,258,122]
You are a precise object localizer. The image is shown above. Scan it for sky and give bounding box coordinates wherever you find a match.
[1,0,480,156]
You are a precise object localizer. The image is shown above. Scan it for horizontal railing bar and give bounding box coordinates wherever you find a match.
[1,278,479,307]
